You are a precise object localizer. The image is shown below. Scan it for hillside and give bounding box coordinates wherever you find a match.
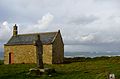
[0,56,120,79]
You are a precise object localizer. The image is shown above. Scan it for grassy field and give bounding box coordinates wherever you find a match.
[0,56,120,79]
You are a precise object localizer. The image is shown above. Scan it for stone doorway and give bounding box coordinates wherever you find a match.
[9,52,14,64]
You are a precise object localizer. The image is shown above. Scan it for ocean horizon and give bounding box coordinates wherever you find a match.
[64,51,120,58]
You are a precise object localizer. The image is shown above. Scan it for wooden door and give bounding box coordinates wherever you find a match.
[9,53,14,64]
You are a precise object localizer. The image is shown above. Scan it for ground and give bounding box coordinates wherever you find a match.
[0,56,120,79]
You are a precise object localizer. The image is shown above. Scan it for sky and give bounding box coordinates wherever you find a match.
[0,0,120,53]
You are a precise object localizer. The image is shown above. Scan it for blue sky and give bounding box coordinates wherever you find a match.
[0,0,120,53]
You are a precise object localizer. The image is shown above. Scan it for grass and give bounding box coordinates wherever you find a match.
[0,56,120,79]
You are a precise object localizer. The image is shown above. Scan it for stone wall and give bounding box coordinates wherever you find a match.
[43,45,52,64]
[4,45,37,64]
[4,44,53,64]
[52,32,64,64]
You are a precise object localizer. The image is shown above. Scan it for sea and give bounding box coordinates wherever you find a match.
[64,51,120,58]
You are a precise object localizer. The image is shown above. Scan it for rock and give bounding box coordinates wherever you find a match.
[109,74,115,79]
[28,67,56,76]
[29,68,43,76]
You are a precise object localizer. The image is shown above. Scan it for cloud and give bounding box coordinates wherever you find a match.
[20,13,54,33]
[34,13,54,29]
[63,14,120,45]
[67,15,99,25]
[0,0,120,52]
[0,21,12,42]
[80,34,95,42]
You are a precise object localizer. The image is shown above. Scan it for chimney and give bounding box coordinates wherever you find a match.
[58,29,60,33]
[13,24,18,36]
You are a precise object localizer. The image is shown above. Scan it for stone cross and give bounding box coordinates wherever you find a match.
[33,35,44,69]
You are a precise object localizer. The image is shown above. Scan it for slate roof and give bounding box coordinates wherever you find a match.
[5,32,58,45]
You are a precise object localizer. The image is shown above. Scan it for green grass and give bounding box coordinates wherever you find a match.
[0,56,120,79]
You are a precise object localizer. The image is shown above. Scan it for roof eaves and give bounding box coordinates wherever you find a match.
[4,43,33,46]
[4,43,52,46]
[18,31,58,36]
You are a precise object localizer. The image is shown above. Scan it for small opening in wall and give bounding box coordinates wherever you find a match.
[9,52,14,64]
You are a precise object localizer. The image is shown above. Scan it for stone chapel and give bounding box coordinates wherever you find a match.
[4,24,64,64]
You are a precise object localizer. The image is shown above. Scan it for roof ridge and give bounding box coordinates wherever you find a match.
[18,31,58,36]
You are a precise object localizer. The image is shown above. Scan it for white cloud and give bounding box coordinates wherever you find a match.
[34,13,54,29]
[0,21,12,42]
[80,34,95,42]
[22,13,54,33]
